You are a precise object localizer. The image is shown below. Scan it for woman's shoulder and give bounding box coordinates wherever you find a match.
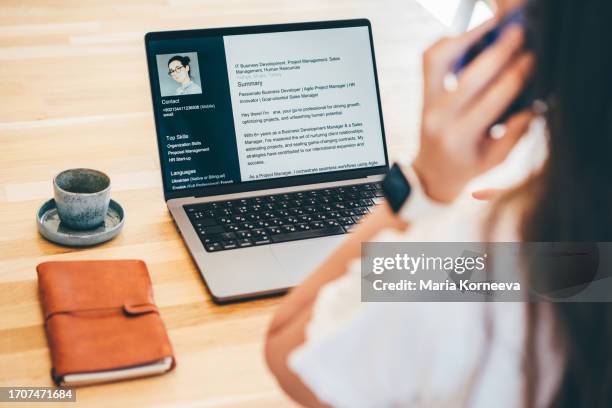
[290,261,522,406]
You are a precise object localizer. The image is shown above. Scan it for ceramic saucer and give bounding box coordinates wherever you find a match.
[37,199,124,247]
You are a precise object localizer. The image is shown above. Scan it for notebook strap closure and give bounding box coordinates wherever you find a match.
[44,302,159,322]
[122,302,159,316]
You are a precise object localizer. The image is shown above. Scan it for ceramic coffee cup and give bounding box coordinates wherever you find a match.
[53,169,111,230]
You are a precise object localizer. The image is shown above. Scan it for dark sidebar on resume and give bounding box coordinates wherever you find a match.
[150,36,242,192]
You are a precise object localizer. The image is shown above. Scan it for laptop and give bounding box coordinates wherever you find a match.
[145,19,389,302]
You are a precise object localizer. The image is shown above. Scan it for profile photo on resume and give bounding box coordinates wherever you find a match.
[156,52,203,97]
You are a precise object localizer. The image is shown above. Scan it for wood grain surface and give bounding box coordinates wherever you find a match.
[0,1,443,406]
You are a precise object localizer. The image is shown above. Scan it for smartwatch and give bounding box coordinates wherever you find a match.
[382,163,449,221]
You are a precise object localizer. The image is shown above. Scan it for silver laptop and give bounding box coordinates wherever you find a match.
[145,19,389,302]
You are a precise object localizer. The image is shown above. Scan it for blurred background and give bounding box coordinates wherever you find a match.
[0,0,496,205]
[1,1,447,204]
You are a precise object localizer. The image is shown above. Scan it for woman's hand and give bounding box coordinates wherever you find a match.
[413,20,535,203]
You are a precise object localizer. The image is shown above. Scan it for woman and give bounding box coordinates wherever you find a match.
[168,55,202,95]
[265,0,612,407]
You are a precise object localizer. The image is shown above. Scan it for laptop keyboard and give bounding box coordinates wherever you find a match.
[184,182,384,252]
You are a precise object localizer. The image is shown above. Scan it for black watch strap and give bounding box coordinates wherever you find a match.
[382,163,412,213]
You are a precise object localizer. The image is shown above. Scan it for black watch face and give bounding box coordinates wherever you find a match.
[382,164,411,212]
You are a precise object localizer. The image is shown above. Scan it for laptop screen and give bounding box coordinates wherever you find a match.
[145,20,388,200]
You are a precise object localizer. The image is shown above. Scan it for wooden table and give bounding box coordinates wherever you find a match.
[0,1,443,406]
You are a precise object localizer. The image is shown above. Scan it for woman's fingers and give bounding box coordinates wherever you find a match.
[462,52,534,138]
[426,26,526,132]
[471,188,509,201]
[442,17,499,65]
[423,17,498,101]
[451,26,525,112]
[481,109,534,169]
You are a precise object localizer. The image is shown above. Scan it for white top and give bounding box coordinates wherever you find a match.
[176,80,202,95]
[288,124,564,407]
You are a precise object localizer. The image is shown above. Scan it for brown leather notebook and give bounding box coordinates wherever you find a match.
[37,260,176,386]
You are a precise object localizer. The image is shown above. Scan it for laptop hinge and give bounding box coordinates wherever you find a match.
[192,176,377,199]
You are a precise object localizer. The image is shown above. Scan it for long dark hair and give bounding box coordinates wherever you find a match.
[503,0,612,407]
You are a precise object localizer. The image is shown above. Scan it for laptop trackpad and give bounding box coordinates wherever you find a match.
[270,235,345,285]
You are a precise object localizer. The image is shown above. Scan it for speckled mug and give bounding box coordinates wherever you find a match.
[53,169,111,230]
